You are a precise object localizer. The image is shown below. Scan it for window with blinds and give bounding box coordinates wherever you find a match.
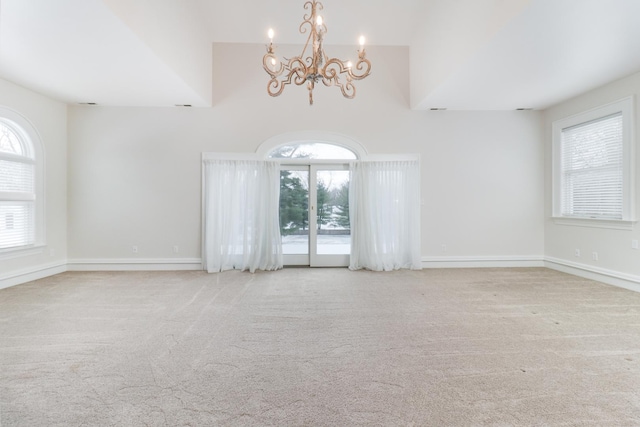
[0,120,36,250]
[561,113,623,219]
[552,97,634,225]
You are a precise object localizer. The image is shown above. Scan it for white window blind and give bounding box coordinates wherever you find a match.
[0,202,35,249]
[0,159,34,193]
[0,120,36,250]
[561,112,623,220]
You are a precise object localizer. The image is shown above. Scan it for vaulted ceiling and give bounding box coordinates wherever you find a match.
[0,0,639,110]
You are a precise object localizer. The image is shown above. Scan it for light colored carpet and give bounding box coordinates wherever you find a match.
[2,268,640,426]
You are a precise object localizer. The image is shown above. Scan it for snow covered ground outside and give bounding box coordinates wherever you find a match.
[282,234,350,255]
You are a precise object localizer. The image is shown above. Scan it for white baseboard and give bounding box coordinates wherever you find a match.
[544,257,640,293]
[4,257,638,295]
[67,258,203,271]
[0,261,68,290]
[422,255,545,269]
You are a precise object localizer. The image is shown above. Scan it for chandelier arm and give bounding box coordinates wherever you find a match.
[321,75,356,99]
[263,52,284,78]
[292,68,309,86]
[287,57,310,86]
[339,81,356,99]
[321,58,356,99]
[267,78,287,97]
[321,57,345,82]
[266,57,312,97]
[348,56,372,80]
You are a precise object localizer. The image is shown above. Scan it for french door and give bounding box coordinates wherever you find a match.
[280,164,350,267]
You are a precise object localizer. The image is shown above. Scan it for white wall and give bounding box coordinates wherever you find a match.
[0,79,67,287]
[66,43,544,268]
[544,71,640,285]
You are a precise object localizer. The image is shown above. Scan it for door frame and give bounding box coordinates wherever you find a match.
[280,161,350,267]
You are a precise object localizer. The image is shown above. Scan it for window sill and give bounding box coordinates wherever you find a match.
[0,244,45,260]
[552,217,636,230]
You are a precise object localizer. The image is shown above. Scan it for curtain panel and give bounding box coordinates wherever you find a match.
[349,160,421,271]
[203,159,283,273]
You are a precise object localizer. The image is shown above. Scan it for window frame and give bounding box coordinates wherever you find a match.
[267,142,358,161]
[256,131,367,161]
[552,96,636,229]
[0,107,45,258]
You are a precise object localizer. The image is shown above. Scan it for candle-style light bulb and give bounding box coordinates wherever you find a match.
[268,28,274,42]
[316,15,323,26]
[359,35,365,47]
[271,58,276,66]
[347,61,353,69]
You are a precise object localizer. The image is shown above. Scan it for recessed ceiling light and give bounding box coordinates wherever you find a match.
[430,108,447,111]
[174,104,192,107]
[78,102,97,105]
[516,108,533,111]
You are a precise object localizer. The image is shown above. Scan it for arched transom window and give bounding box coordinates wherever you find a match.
[267,142,358,160]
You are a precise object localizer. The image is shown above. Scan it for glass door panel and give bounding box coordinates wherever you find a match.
[310,165,350,267]
[280,168,309,266]
[316,170,350,255]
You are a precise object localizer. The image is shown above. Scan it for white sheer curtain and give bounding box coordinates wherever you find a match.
[203,159,283,273]
[349,160,421,271]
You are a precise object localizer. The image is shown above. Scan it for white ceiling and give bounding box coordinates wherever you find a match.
[0,0,639,110]
[198,0,426,47]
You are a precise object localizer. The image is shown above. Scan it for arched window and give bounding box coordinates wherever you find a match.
[268,142,358,160]
[256,131,367,160]
[0,111,42,252]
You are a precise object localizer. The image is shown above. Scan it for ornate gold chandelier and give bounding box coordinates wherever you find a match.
[263,0,371,105]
